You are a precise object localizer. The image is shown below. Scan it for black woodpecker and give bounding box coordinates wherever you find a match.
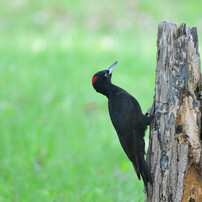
[92,61,154,193]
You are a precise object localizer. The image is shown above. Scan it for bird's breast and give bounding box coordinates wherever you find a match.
[108,101,133,135]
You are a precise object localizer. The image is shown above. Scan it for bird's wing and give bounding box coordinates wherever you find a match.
[109,93,144,179]
[109,93,140,131]
[118,128,141,180]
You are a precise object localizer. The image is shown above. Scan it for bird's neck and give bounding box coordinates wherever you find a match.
[104,83,122,99]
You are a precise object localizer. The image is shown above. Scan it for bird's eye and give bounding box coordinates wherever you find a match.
[104,73,107,78]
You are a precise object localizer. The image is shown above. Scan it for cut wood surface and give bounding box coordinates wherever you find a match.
[146,21,202,202]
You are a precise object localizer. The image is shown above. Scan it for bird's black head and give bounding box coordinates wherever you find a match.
[92,61,118,96]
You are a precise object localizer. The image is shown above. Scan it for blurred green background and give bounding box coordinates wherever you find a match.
[0,0,202,201]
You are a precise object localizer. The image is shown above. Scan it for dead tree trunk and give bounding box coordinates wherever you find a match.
[146,21,202,202]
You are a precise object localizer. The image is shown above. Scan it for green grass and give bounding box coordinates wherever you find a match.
[0,0,202,201]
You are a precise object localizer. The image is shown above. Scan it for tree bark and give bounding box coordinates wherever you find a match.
[146,21,202,202]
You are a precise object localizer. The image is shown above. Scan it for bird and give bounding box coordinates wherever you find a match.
[92,61,154,193]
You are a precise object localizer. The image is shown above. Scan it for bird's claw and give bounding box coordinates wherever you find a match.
[155,109,168,114]
[145,107,152,116]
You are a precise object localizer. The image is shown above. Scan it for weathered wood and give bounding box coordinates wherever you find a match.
[146,21,202,202]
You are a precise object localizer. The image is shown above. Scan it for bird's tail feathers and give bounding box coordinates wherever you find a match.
[132,157,151,194]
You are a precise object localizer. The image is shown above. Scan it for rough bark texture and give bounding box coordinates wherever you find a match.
[146,21,202,202]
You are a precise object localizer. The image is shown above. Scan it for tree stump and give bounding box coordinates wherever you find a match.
[146,21,202,202]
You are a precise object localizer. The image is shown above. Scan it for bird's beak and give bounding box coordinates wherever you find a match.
[107,61,118,75]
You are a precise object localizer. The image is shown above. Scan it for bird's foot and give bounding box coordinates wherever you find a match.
[145,107,152,116]
[155,109,168,114]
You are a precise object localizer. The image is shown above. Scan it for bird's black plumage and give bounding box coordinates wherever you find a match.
[92,61,153,193]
